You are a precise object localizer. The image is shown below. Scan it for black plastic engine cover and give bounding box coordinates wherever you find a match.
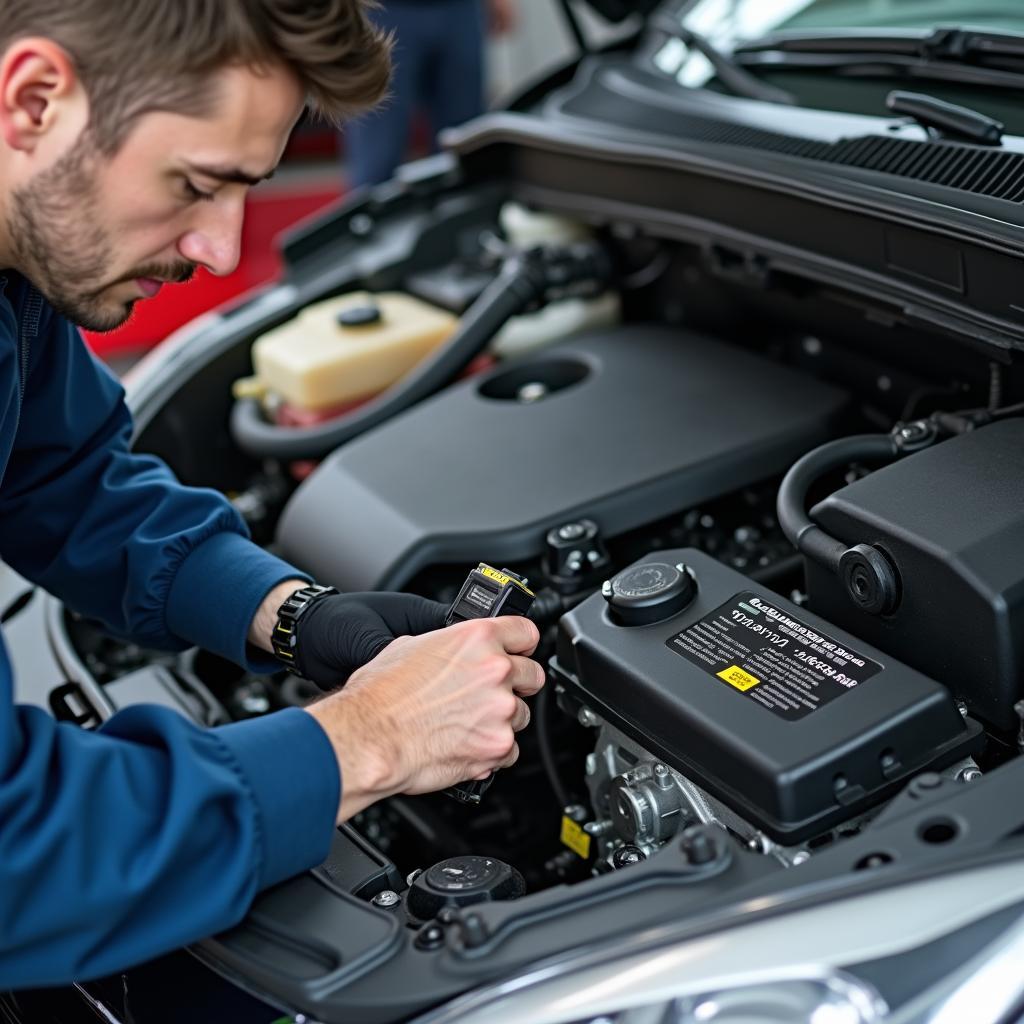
[554,549,981,843]
[807,419,1024,732]
[277,327,847,591]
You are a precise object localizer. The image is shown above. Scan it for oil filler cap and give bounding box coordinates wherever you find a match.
[603,561,696,626]
[406,856,525,924]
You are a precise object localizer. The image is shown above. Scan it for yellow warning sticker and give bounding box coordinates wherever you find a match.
[560,816,592,859]
[478,564,535,596]
[480,565,512,586]
[717,665,760,692]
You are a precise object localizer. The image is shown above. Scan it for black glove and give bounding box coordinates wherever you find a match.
[293,591,449,687]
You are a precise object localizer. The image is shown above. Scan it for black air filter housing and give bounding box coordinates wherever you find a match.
[806,419,1024,732]
[276,327,847,591]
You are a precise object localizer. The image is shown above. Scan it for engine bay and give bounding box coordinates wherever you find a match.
[24,59,1024,1019]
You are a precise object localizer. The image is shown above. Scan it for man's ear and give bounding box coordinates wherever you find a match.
[0,37,83,153]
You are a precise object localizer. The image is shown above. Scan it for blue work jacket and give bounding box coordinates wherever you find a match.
[0,273,338,987]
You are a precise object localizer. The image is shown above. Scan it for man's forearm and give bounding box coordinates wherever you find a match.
[248,579,308,653]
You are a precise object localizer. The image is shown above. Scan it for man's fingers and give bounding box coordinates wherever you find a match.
[490,614,541,657]
[508,655,545,697]
[511,696,531,732]
[496,740,520,770]
[365,593,450,636]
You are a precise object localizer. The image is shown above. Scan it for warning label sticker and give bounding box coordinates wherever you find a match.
[665,592,882,722]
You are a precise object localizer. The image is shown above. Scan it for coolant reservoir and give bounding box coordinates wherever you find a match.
[250,291,458,411]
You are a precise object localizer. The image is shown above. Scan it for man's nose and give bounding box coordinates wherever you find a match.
[177,201,245,277]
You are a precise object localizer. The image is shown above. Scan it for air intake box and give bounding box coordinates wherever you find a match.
[553,549,981,843]
[805,418,1024,732]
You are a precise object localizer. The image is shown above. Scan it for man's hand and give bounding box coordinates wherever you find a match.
[248,581,448,685]
[304,616,544,822]
[292,591,449,686]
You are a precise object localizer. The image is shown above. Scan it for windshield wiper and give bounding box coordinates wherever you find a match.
[650,13,795,105]
[733,26,1024,89]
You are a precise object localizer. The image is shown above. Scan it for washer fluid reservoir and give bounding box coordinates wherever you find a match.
[250,291,458,412]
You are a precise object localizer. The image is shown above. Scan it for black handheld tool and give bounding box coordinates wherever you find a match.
[444,564,536,805]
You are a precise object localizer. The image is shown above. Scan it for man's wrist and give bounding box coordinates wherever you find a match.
[303,688,404,822]
[248,578,309,653]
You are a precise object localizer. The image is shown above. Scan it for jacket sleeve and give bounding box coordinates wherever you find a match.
[0,698,340,988]
[0,308,305,668]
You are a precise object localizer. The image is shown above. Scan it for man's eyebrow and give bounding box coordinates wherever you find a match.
[185,162,277,186]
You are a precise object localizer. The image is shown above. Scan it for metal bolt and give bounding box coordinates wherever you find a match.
[578,707,600,729]
[414,923,445,951]
[583,819,613,837]
[563,803,588,823]
[585,753,598,776]
[517,382,548,404]
[558,522,586,541]
[238,690,271,715]
[958,767,982,783]
[371,890,400,908]
[612,845,646,869]
[791,850,811,866]
[349,212,374,236]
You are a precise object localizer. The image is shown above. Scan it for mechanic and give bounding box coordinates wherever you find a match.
[0,0,544,989]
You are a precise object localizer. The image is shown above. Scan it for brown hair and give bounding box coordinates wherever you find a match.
[0,0,392,152]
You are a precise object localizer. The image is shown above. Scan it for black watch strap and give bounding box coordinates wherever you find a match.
[271,584,338,673]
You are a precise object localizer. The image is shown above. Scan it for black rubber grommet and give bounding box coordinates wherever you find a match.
[840,544,900,616]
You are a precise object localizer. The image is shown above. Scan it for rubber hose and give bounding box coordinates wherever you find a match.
[776,433,898,574]
[536,684,571,813]
[230,260,546,462]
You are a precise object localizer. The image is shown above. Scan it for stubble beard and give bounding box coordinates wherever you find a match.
[6,135,131,332]
[6,134,196,333]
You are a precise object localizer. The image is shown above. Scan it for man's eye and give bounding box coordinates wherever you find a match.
[183,180,215,203]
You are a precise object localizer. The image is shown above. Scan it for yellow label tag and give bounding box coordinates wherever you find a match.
[717,665,760,692]
[480,565,512,586]
[478,564,535,597]
[560,816,592,859]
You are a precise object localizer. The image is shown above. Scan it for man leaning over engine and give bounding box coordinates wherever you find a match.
[0,0,543,987]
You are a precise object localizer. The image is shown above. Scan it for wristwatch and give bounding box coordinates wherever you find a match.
[271,583,338,673]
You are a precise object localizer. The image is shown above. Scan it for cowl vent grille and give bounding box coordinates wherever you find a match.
[668,114,1024,202]
[562,93,1024,202]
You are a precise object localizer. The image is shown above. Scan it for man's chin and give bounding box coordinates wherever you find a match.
[49,294,136,333]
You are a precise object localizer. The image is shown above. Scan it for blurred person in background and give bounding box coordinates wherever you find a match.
[345,0,516,187]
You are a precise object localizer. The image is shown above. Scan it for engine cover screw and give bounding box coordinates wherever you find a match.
[680,827,719,866]
[958,767,982,783]
[460,913,489,949]
[371,890,401,908]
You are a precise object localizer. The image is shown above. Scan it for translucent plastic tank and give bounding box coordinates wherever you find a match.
[251,291,458,411]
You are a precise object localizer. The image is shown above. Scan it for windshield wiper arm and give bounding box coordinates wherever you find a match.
[734,26,1024,77]
[887,89,1004,145]
[650,14,795,105]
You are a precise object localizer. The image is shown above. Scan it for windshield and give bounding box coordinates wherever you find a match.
[680,0,1024,37]
[656,0,1024,127]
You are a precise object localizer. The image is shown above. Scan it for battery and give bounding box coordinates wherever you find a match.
[552,549,982,843]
